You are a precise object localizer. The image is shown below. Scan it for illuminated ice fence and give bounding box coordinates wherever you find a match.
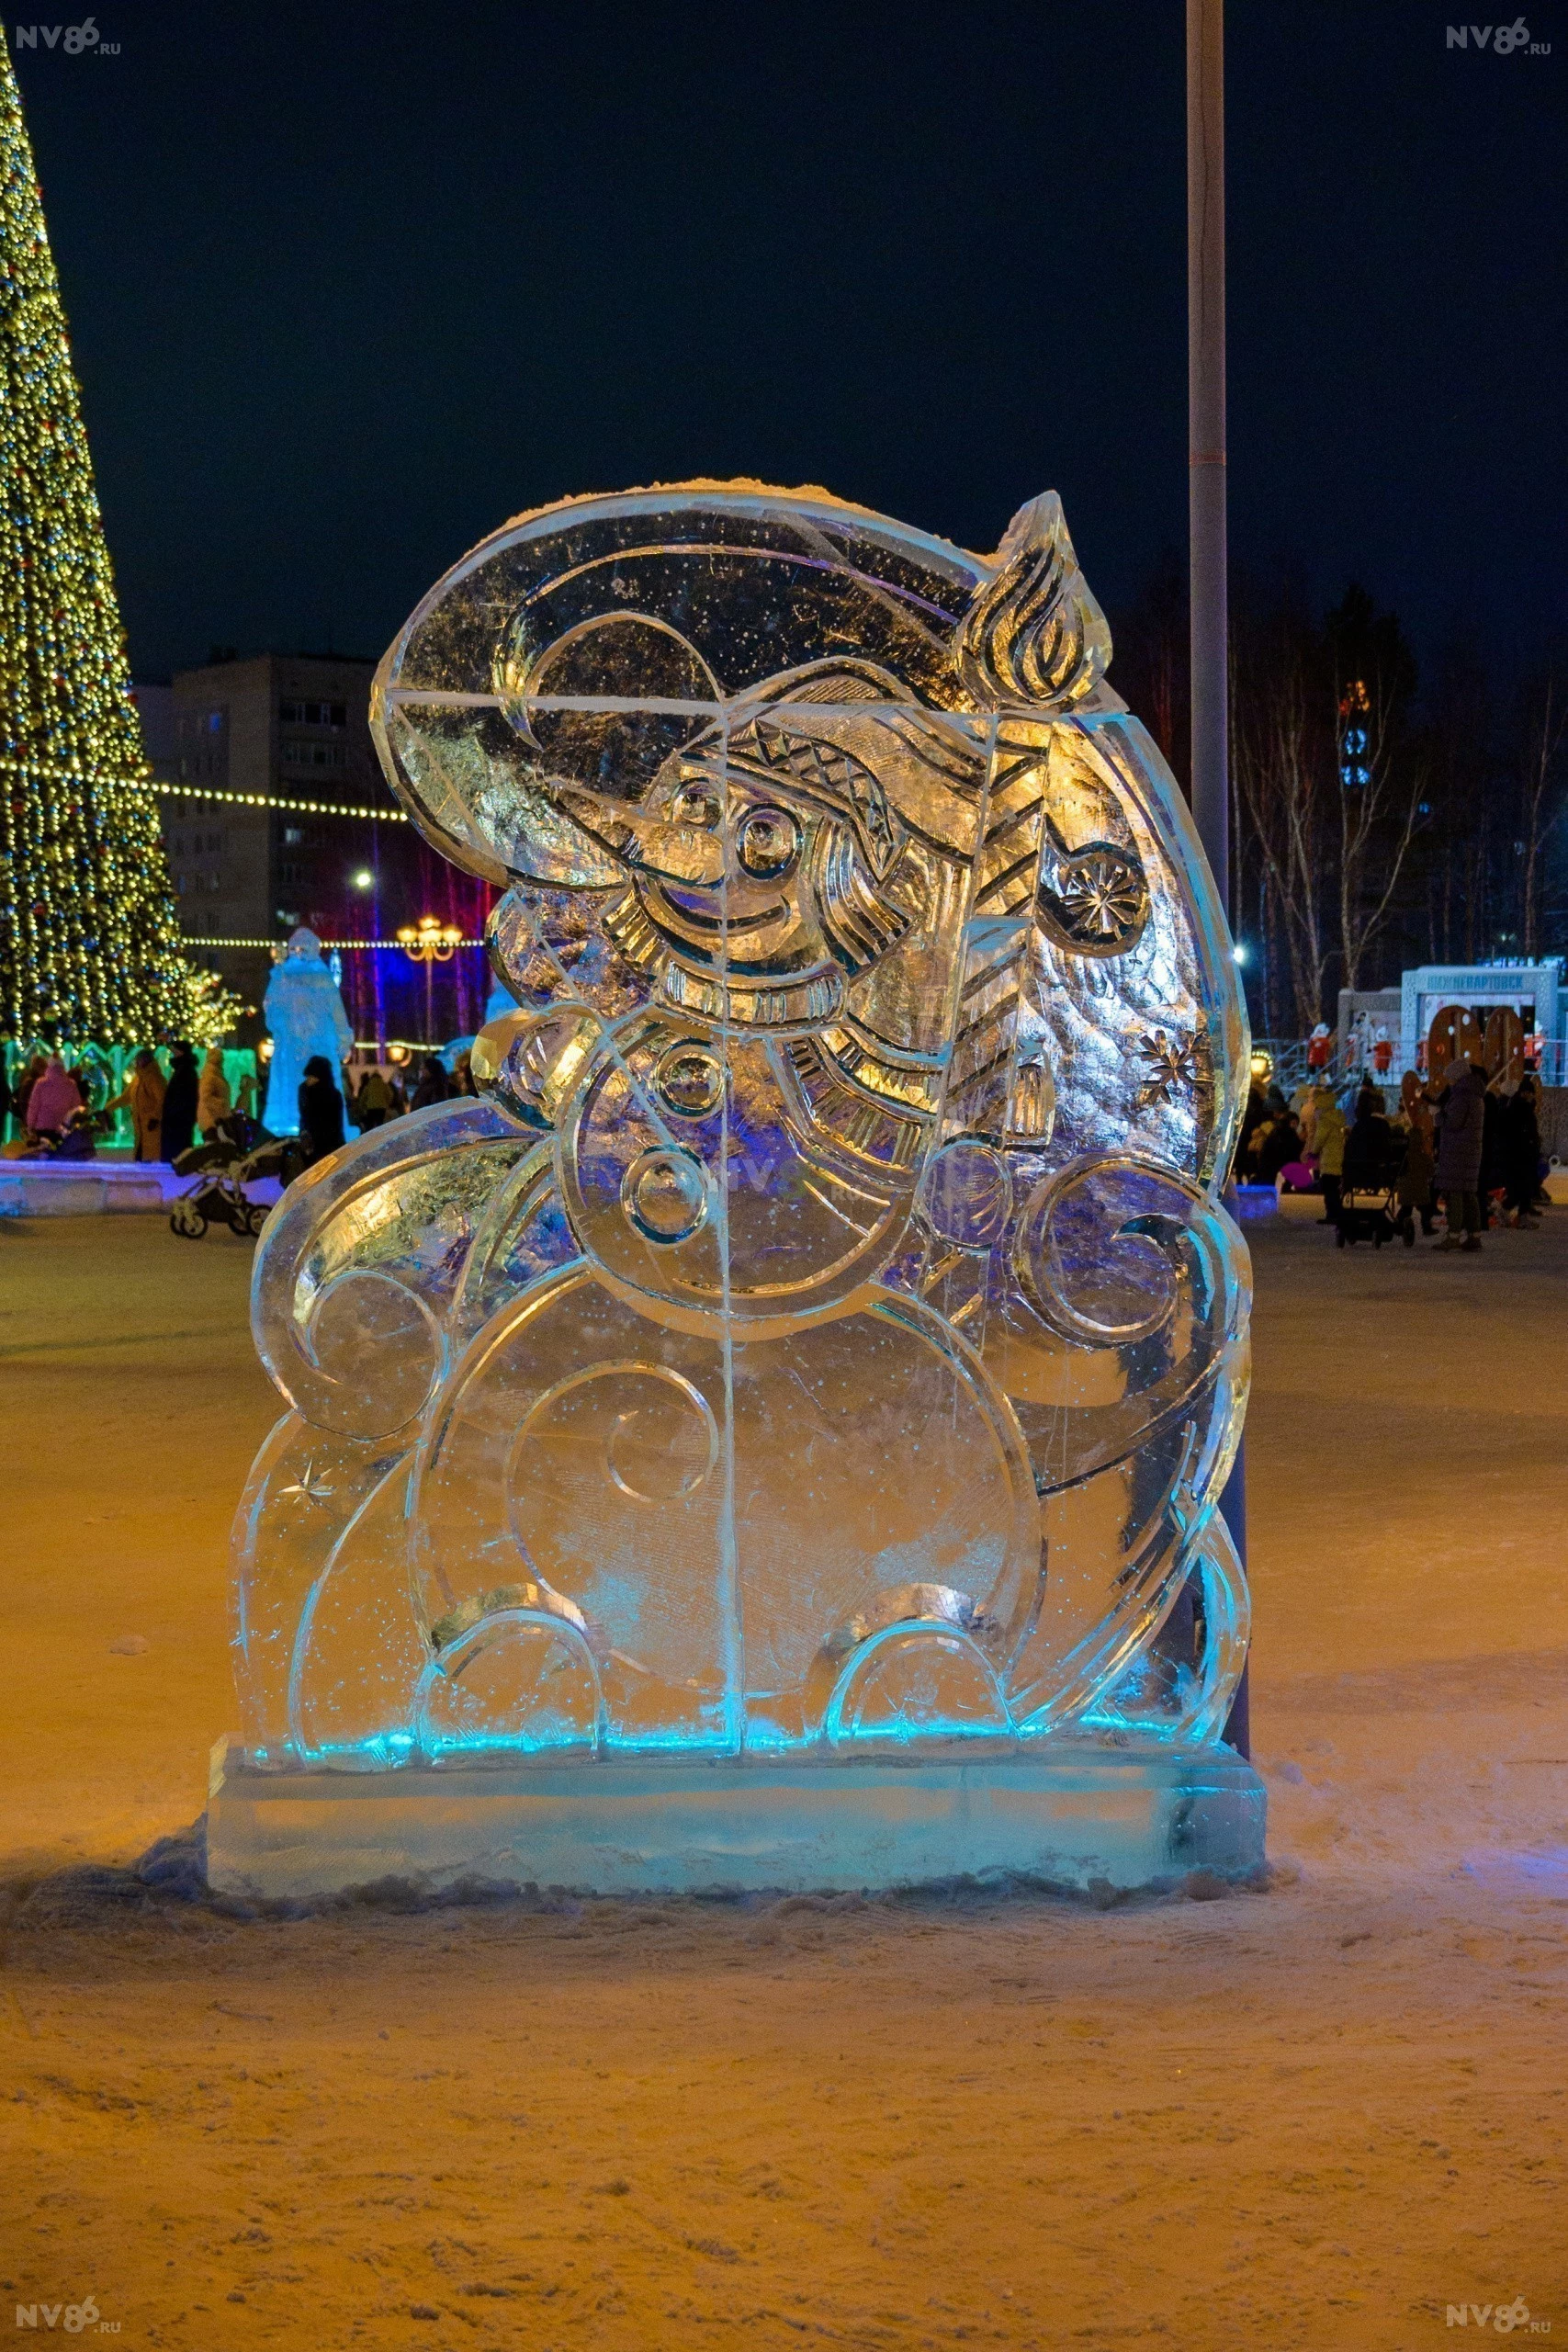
[228,484,1252,1807]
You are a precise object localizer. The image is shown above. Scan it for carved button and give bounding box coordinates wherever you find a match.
[655,1041,726,1119]
[622,1146,710,1244]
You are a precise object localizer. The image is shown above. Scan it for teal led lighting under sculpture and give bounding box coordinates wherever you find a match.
[227,484,1253,1791]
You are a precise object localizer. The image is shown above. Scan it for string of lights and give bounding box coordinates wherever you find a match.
[158,784,411,823]
[0,44,236,1044]
[185,935,486,951]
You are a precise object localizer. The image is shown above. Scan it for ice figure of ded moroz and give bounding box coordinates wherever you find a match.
[229,485,1252,1772]
[262,926,354,1136]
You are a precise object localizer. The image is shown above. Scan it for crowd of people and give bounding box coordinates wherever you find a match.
[1235,1059,1549,1250]
[0,1043,479,1173]
[0,1042,261,1163]
[9,1035,1550,1255]
[346,1051,476,1131]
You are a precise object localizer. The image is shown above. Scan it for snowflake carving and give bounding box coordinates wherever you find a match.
[1135,1025,1202,1107]
[1055,848,1147,947]
[278,1460,336,1508]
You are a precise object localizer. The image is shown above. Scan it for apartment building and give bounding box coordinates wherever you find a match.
[140,652,489,1046]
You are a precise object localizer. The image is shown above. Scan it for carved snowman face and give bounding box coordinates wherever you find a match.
[630,723,919,1003]
[638,757,826,979]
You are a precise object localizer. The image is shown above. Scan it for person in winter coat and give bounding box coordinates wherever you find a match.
[1311,1094,1348,1225]
[162,1041,200,1161]
[1434,1058,1488,1251]
[1256,1109,1303,1188]
[1501,1078,1543,1227]
[12,1051,47,1134]
[298,1054,346,1164]
[23,1054,83,1139]
[353,1066,396,1130]
[1478,1080,1507,1227]
[1234,1080,1268,1181]
[1393,1103,1438,1245]
[106,1048,167,1160]
[410,1054,451,1111]
[197,1046,232,1139]
[1340,1093,1393,1191]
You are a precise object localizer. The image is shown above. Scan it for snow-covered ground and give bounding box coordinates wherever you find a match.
[0,1208,1563,2348]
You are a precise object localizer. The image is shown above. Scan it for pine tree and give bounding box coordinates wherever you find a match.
[0,40,232,1044]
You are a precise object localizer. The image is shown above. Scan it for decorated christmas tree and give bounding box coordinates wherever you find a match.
[0,41,232,1044]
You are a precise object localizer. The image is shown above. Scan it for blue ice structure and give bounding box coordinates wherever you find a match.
[261,927,353,1136]
[209,485,1262,1896]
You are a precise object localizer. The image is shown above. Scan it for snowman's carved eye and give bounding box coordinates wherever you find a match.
[670,781,724,831]
[1035,842,1149,958]
[736,806,801,880]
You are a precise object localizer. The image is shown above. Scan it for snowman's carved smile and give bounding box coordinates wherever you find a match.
[654,887,789,934]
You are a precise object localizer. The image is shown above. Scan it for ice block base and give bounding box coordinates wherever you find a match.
[206,1737,1267,1901]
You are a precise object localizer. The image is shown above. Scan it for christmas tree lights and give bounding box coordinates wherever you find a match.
[0,42,234,1044]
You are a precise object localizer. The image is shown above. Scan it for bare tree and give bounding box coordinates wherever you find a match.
[1110,551,1190,792]
[1517,677,1567,958]
[1418,639,1492,966]
[1331,666,1427,993]
[1232,605,1333,1035]
[1229,581,1427,1034]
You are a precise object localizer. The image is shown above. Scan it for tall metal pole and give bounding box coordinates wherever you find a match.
[1188,0,1249,1759]
[1188,0,1227,910]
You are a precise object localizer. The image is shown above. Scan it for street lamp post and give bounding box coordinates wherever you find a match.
[1188,0,1249,1760]
[397,912,464,1045]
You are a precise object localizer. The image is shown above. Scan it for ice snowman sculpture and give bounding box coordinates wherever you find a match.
[231,486,1251,1770]
[261,926,353,1136]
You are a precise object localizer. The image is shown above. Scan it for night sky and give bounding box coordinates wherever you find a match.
[13,0,1567,691]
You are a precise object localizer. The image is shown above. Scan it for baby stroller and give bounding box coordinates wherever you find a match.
[1334,1116,1405,1249]
[1335,1180,1396,1248]
[168,1120,309,1240]
[17,1105,111,1161]
[169,1110,258,1179]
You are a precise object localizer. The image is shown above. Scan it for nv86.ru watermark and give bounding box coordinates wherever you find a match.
[12,19,118,55]
[1447,2300,1551,2335]
[1446,17,1551,51]
[14,2301,117,2335]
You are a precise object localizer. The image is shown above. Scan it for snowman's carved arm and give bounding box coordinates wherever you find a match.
[250,1098,539,1440]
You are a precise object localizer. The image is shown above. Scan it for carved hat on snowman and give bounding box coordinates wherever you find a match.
[367,485,1143,904]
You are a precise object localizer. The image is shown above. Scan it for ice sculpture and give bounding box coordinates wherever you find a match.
[262,927,354,1135]
[229,486,1251,1778]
